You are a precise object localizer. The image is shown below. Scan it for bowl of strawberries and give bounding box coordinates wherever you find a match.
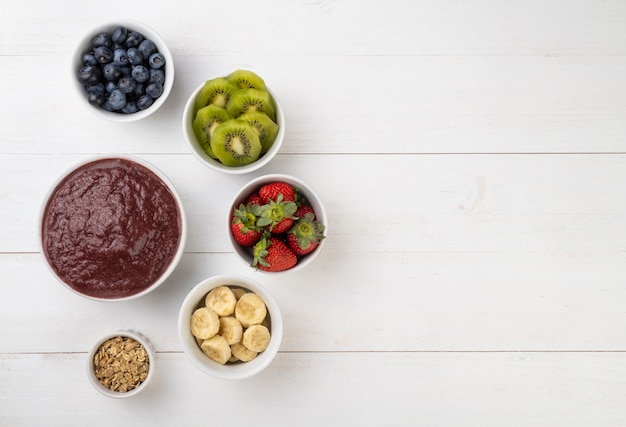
[228,174,327,273]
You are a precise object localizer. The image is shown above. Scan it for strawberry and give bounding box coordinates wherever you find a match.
[244,191,263,206]
[259,182,296,204]
[294,204,315,220]
[286,211,325,255]
[231,222,262,246]
[252,235,298,272]
[257,194,297,234]
[231,202,264,247]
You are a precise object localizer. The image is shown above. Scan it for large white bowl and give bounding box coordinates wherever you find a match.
[228,174,327,273]
[87,330,155,398]
[182,81,285,174]
[39,155,187,301]
[178,275,283,380]
[71,20,174,122]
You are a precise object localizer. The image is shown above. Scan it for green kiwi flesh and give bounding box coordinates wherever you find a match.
[195,78,239,111]
[211,119,262,166]
[227,69,267,90]
[192,105,233,159]
[238,112,279,154]
[226,88,276,122]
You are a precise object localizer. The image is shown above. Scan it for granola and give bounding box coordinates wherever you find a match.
[93,336,150,393]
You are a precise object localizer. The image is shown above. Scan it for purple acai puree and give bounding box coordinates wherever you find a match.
[42,158,182,299]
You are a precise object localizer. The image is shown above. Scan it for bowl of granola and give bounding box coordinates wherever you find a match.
[87,330,155,398]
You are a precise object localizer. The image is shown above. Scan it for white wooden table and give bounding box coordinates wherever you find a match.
[2,1,626,425]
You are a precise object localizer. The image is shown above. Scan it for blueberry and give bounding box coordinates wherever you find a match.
[113,48,129,66]
[131,65,150,83]
[77,65,101,85]
[148,52,165,69]
[117,75,137,94]
[127,47,143,65]
[130,82,144,100]
[94,46,113,64]
[108,89,127,110]
[102,101,117,112]
[121,102,139,114]
[88,92,106,106]
[82,53,98,66]
[138,39,157,60]
[106,81,117,93]
[86,82,105,94]
[136,94,154,110]
[111,25,128,44]
[149,69,165,85]
[92,33,112,48]
[86,83,106,105]
[145,82,163,99]
[125,31,143,48]
[102,63,122,82]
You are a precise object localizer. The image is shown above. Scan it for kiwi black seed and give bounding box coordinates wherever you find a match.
[195,78,239,111]
[238,112,279,154]
[226,88,276,122]
[192,105,233,159]
[210,119,262,166]
[227,69,267,90]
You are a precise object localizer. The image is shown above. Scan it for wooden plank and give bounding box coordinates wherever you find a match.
[5,153,626,253]
[2,55,626,155]
[1,352,625,426]
[3,249,626,353]
[2,0,626,56]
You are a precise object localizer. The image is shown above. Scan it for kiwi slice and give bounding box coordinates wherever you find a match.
[226,88,276,122]
[238,112,279,154]
[211,119,262,166]
[192,105,233,159]
[195,78,239,111]
[227,69,267,90]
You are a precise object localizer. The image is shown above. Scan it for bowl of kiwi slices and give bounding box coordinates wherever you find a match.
[182,70,285,174]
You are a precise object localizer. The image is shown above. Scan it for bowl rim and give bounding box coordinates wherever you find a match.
[86,330,155,398]
[38,154,188,302]
[228,173,328,273]
[177,274,283,380]
[71,20,175,122]
[182,81,285,175]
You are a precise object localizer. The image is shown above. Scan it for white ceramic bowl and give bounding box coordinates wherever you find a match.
[71,20,174,122]
[182,81,285,174]
[228,173,327,273]
[87,330,155,398]
[39,155,187,301]
[178,275,283,380]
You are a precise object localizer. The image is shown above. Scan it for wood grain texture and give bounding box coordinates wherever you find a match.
[2,0,626,424]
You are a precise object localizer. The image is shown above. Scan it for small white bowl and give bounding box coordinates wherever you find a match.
[182,82,285,174]
[178,275,283,380]
[228,174,328,273]
[71,20,174,122]
[87,330,155,398]
[39,155,187,301]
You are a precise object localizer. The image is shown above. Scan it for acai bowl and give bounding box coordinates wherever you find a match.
[39,155,187,301]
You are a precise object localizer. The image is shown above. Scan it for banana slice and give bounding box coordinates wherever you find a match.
[231,342,258,362]
[190,307,220,339]
[242,324,271,352]
[200,335,232,364]
[219,316,243,345]
[235,293,267,328]
[205,285,237,316]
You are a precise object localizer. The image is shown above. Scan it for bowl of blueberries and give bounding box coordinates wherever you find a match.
[72,21,174,122]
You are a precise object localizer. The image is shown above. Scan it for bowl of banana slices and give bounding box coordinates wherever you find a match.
[177,274,283,380]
